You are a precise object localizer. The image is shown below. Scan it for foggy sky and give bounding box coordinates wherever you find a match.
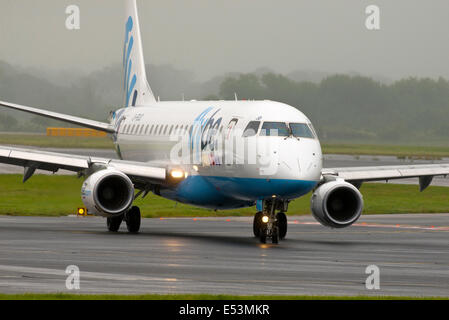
[0,0,448,81]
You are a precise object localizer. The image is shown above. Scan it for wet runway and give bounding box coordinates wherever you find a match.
[0,214,447,297]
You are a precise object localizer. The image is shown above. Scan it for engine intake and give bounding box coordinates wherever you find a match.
[311,180,363,228]
[81,168,134,217]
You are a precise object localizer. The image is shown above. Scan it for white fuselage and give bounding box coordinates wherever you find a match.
[111,100,323,209]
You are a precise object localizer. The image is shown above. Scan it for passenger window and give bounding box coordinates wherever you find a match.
[169,125,174,135]
[139,125,144,135]
[242,121,261,137]
[289,123,315,139]
[122,124,127,134]
[154,125,159,135]
[260,122,289,137]
[149,125,154,134]
[144,124,149,134]
[159,125,164,135]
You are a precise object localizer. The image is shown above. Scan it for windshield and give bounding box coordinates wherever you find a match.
[260,122,290,137]
[289,123,315,139]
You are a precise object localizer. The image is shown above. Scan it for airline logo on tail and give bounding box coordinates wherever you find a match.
[123,16,137,107]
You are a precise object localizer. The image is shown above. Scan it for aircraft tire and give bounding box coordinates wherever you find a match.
[107,215,123,232]
[272,227,279,244]
[253,212,263,237]
[259,225,267,244]
[277,212,288,240]
[125,206,141,233]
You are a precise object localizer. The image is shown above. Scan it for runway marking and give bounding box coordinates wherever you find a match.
[290,221,449,232]
[151,216,449,232]
[0,265,180,283]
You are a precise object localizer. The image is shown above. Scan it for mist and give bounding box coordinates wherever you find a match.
[1,1,449,145]
[1,0,448,81]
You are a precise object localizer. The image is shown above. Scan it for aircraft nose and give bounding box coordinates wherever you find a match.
[278,138,322,181]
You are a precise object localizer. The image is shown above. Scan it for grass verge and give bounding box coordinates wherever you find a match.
[0,175,448,217]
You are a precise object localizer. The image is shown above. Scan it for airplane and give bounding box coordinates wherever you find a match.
[2,0,449,244]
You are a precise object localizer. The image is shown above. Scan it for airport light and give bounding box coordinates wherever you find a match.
[77,207,86,216]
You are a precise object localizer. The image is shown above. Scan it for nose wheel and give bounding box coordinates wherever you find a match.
[253,199,288,244]
[277,211,287,240]
[253,212,263,237]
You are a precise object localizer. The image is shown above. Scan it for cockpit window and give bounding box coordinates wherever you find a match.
[289,123,315,139]
[242,121,261,137]
[260,122,290,137]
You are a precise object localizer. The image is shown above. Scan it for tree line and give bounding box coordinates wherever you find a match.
[218,73,449,144]
[1,60,449,144]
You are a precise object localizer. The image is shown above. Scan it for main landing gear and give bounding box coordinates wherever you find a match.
[253,199,288,244]
[106,206,141,233]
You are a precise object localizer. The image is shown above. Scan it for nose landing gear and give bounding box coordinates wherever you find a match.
[253,199,288,244]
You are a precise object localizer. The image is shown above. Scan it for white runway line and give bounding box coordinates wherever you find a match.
[0,264,180,282]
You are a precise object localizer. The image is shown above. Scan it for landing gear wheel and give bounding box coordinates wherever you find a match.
[125,206,141,233]
[271,226,279,244]
[107,215,123,232]
[253,212,263,237]
[259,225,267,244]
[277,212,287,240]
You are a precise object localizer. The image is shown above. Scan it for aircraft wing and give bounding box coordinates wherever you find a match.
[322,163,449,191]
[0,145,176,186]
[0,100,115,133]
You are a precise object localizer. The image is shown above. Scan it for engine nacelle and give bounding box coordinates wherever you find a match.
[81,168,134,217]
[311,180,363,228]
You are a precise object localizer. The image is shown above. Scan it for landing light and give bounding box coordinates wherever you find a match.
[262,216,269,223]
[170,170,185,179]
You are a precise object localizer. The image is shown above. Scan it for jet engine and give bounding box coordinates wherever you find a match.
[311,180,363,228]
[81,168,134,217]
